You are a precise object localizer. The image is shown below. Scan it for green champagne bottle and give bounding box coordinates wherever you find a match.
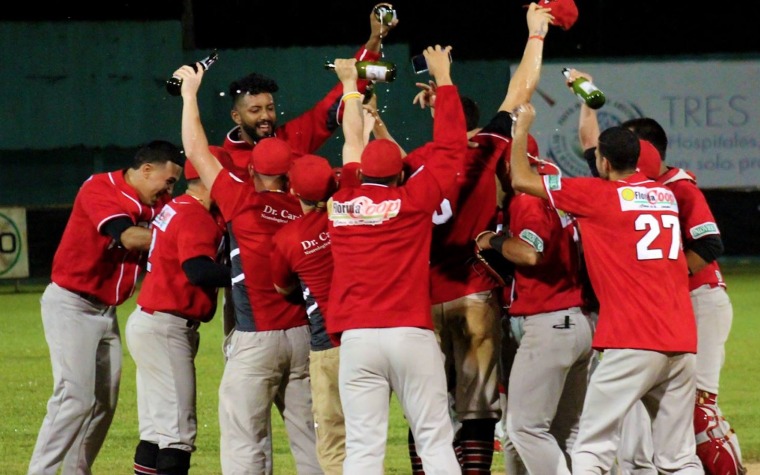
[324,60,397,83]
[562,67,606,110]
[166,50,219,96]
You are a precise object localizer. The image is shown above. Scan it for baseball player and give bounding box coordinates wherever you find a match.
[620,117,746,475]
[28,141,183,475]
[326,45,466,474]
[216,12,396,471]
[476,153,592,475]
[270,155,341,472]
[509,103,702,474]
[176,63,326,474]
[125,152,231,475]
[405,6,559,473]
[572,72,745,474]
[268,57,363,474]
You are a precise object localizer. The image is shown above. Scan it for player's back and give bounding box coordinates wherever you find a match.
[327,182,436,333]
[545,173,696,353]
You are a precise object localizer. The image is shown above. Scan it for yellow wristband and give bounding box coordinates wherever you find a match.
[341,92,362,103]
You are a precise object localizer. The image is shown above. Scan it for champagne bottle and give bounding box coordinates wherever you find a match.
[373,5,397,26]
[166,50,219,96]
[324,60,397,83]
[562,67,606,110]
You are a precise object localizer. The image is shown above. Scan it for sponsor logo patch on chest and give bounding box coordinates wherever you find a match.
[329,196,401,226]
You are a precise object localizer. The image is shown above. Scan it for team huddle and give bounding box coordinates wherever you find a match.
[27,2,745,475]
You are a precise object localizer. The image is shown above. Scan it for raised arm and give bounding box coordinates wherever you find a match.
[510,103,547,198]
[176,64,223,191]
[565,69,601,149]
[362,89,407,157]
[499,3,553,113]
[364,3,399,54]
[332,58,364,165]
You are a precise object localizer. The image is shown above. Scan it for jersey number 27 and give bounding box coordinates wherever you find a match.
[635,214,681,261]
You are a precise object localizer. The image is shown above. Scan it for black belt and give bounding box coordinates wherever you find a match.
[141,307,201,330]
[71,290,109,307]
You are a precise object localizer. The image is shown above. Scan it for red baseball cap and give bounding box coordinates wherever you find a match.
[288,155,337,202]
[538,0,579,30]
[334,163,362,188]
[184,146,234,181]
[530,157,561,176]
[360,139,403,178]
[251,137,293,175]
[637,139,662,179]
[183,157,200,181]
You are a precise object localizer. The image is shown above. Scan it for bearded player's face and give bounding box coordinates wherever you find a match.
[235,92,277,142]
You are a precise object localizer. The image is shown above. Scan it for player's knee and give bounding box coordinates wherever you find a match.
[156,448,191,475]
[506,418,533,445]
[134,440,159,474]
[60,382,97,418]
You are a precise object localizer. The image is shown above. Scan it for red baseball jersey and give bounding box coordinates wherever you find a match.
[543,172,697,353]
[211,171,306,331]
[137,195,225,321]
[52,171,168,306]
[660,168,725,291]
[507,193,584,316]
[223,45,381,176]
[271,209,334,349]
[327,85,467,335]
[405,123,510,303]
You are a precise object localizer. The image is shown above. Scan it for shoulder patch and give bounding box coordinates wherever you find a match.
[519,229,544,253]
[544,174,561,191]
[152,205,176,232]
[690,222,720,239]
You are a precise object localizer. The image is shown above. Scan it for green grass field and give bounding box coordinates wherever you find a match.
[2,261,758,474]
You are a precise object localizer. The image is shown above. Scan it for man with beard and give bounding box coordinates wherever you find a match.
[221,3,398,177]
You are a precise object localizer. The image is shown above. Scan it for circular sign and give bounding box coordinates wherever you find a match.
[0,212,23,276]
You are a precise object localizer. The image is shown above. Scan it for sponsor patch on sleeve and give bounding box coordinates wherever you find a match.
[544,174,561,191]
[152,205,176,232]
[519,229,544,252]
[690,222,719,239]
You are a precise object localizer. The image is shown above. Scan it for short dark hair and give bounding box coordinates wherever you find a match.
[620,117,668,161]
[131,140,183,169]
[229,73,279,105]
[460,96,480,132]
[597,126,640,172]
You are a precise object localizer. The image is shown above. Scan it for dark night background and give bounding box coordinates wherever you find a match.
[3,1,758,59]
[3,0,760,270]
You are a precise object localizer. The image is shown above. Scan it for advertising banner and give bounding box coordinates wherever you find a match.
[531,60,760,189]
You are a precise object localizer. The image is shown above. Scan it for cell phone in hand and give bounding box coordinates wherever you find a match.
[411,52,453,75]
